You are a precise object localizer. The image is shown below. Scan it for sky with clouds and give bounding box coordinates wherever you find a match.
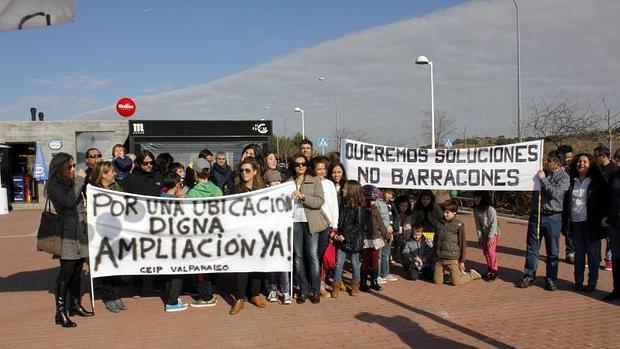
[1,0,619,148]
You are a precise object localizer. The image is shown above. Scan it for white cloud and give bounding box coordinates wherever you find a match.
[32,75,109,90]
[72,0,620,146]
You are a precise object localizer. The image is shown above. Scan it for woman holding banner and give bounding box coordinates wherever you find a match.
[121,150,162,298]
[46,152,93,328]
[289,154,328,304]
[227,158,268,315]
[565,154,606,292]
[91,161,128,313]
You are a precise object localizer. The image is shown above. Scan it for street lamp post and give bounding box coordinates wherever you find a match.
[512,0,522,142]
[415,55,435,149]
[294,107,305,139]
[318,77,339,135]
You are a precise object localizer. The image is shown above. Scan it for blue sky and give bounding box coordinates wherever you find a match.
[2,0,619,146]
[0,0,467,120]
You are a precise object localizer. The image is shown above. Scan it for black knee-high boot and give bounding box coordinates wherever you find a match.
[370,270,382,291]
[69,271,93,317]
[359,270,370,292]
[55,281,77,328]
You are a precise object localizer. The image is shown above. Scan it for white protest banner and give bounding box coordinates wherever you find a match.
[87,183,295,278]
[341,139,543,191]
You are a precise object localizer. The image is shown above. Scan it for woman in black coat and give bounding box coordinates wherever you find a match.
[46,152,93,328]
[121,150,162,196]
[119,150,162,297]
[564,153,607,292]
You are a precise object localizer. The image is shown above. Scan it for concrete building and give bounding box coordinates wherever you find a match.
[0,119,272,209]
[0,120,128,208]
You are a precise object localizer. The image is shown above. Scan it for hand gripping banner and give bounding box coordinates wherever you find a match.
[87,183,295,278]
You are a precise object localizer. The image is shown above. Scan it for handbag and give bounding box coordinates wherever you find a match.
[323,240,336,270]
[36,198,62,255]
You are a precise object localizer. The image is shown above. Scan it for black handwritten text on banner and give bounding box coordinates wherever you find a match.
[87,183,295,278]
[340,139,543,191]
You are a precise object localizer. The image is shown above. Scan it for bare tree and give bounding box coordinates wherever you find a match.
[588,95,620,153]
[420,109,455,147]
[525,93,592,147]
[331,127,369,152]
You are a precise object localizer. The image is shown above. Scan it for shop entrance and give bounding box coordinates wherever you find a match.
[4,142,39,204]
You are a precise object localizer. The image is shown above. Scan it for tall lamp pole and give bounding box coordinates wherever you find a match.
[294,107,305,139]
[318,77,339,135]
[513,0,522,142]
[415,55,435,149]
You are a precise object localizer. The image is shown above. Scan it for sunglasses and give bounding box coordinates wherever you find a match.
[88,153,102,159]
[295,162,307,167]
[241,168,254,174]
[67,163,76,169]
[142,161,153,166]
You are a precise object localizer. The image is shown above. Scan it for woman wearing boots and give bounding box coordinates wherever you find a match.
[90,161,127,312]
[360,185,388,292]
[332,180,365,297]
[227,158,268,315]
[46,152,93,328]
[289,153,328,304]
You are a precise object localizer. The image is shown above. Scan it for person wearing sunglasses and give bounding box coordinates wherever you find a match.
[227,158,267,315]
[120,150,163,298]
[288,153,328,304]
[121,150,163,197]
[82,148,103,196]
[46,152,93,327]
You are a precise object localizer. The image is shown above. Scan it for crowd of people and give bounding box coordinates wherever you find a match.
[43,140,620,328]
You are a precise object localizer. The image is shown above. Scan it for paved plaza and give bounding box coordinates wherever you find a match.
[1,209,618,349]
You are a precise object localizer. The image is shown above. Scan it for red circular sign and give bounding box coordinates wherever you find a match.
[116,97,136,118]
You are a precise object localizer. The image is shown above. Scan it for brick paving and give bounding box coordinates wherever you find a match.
[1,209,618,349]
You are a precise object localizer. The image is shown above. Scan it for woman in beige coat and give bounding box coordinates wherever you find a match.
[289,153,329,304]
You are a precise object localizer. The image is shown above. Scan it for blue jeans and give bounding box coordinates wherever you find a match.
[379,241,392,278]
[524,213,561,284]
[571,221,601,286]
[334,248,361,282]
[293,222,320,297]
[267,272,290,294]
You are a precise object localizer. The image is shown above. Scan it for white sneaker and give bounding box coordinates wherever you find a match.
[267,290,278,302]
[386,274,398,282]
[470,269,482,280]
[190,297,217,307]
[376,277,387,284]
[283,293,292,305]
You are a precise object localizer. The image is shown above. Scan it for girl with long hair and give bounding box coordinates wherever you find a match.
[227,158,267,315]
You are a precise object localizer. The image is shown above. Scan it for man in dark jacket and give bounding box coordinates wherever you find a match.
[83,148,102,184]
[212,151,234,193]
[594,145,617,272]
[602,167,620,301]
